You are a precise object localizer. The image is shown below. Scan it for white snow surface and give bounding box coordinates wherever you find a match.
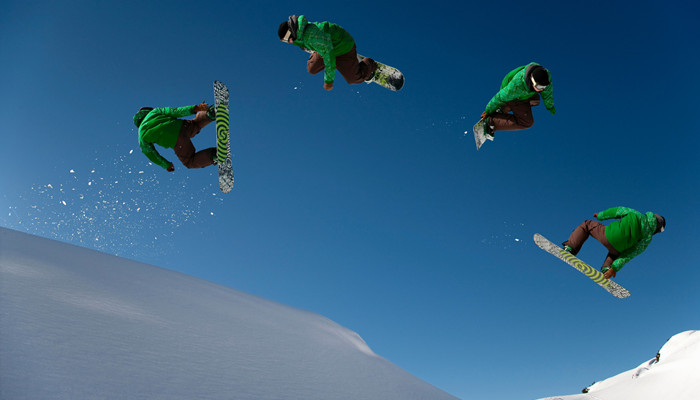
[539,330,700,400]
[0,228,457,400]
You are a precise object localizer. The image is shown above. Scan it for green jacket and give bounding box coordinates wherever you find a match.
[293,15,355,84]
[597,206,658,272]
[484,62,556,115]
[138,105,196,169]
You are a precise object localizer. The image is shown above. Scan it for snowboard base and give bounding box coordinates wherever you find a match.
[473,119,493,150]
[534,233,631,299]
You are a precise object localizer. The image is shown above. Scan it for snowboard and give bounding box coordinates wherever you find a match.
[358,55,404,91]
[534,233,631,299]
[473,119,493,150]
[214,80,233,193]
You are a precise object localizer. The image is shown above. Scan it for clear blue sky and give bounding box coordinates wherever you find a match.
[2,1,698,399]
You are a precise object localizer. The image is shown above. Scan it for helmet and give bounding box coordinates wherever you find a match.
[278,15,299,42]
[530,67,550,90]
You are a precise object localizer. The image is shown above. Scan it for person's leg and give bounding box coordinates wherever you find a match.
[175,118,216,169]
[563,220,606,255]
[335,45,376,84]
[489,99,535,132]
[307,52,325,75]
[602,253,619,269]
[564,219,621,259]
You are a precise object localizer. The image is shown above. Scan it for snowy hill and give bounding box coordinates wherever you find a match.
[0,228,457,400]
[539,330,700,400]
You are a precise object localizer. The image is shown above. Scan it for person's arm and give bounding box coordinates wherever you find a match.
[139,139,173,170]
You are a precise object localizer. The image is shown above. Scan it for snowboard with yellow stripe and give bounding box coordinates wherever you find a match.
[214,80,233,193]
[534,233,630,299]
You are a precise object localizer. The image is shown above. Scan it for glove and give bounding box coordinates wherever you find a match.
[324,82,333,91]
[602,266,617,279]
[194,101,210,112]
[167,163,175,172]
[480,112,488,120]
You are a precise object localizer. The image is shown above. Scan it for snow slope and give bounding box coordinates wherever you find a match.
[0,228,457,400]
[539,330,700,400]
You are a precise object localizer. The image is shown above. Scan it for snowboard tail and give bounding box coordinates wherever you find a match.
[534,233,631,299]
[358,55,404,91]
[473,119,486,150]
[473,119,494,150]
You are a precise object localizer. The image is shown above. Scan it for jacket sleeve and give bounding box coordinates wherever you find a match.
[611,237,651,271]
[317,27,336,84]
[139,138,172,170]
[322,53,336,84]
[154,105,196,118]
[484,84,513,115]
[596,206,638,221]
[306,22,336,84]
[541,84,556,114]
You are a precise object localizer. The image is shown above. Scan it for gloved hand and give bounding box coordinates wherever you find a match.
[167,163,175,172]
[324,82,333,91]
[194,101,210,112]
[603,267,617,279]
[480,112,488,120]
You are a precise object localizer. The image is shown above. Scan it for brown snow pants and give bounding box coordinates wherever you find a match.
[563,220,621,268]
[174,111,216,169]
[307,45,376,84]
[490,94,541,132]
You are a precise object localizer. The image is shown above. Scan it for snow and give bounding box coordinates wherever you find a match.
[0,227,457,400]
[538,330,700,400]
[3,227,699,400]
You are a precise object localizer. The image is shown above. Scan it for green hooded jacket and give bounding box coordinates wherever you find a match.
[597,206,658,272]
[293,15,355,85]
[484,62,556,115]
[137,105,196,169]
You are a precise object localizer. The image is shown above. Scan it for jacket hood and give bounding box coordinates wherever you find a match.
[653,213,665,233]
[295,15,308,39]
[524,63,549,91]
[642,211,658,236]
[286,15,300,40]
[133,107,153,128]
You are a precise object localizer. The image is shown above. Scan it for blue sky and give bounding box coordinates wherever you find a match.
[1,0,698,399]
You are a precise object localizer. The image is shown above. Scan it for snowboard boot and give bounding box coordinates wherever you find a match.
[207,105,216,121]
[561,241,577,255]
[484,117,495,140]
[364,58,378,82]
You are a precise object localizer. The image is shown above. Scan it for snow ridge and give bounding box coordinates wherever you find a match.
[0,227,457,400]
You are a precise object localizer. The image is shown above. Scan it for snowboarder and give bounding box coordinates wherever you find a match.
[561,207,666,279]
[133,103,216,172]
[479,62,556,139]
[278,15,377,91]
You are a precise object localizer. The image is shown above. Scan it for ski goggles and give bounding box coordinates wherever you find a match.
[281,29,293,42]
[531,75,548,91]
